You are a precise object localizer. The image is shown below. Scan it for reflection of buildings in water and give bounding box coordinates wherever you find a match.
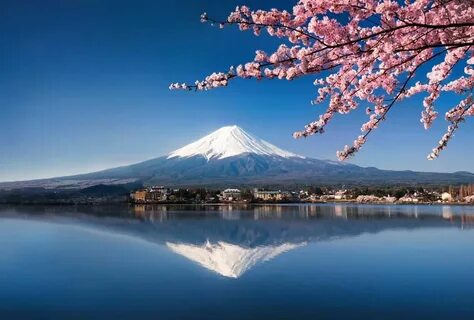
[253,205,322,219]
[385,205,392,217]
[130,204,474,224]
[217,204,234,213]
[400,205,420,219]
[334,204,347,218]
[297,205,319,218]
[167,241,306,278]
[352,205,392,217]
[133,204,146,216]
[133,204,168,222]
[253,205,284,219]
[296,204,348,219]
[460,215,474,230]
[296,206,308,219]
[413,205,419,218]
[220,206,241,220]
[148,211,168,223]
[348,204,419,219]
[442,206,453,220]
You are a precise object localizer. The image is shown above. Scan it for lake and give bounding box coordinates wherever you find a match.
[1,204,474,319]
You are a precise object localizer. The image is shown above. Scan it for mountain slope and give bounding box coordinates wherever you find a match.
[1,125,474,189]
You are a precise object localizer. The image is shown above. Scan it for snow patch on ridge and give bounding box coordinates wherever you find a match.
[167,125,304,160]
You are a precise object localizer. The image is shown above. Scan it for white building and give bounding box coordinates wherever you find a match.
[334,190,347,200]
[253,189,291,201]
[398,195,419,203]
[441,192,453,202]
[383,196,397,203]
[221,189,242,201]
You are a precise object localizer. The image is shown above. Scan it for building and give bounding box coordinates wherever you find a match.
[383,196,397,203]
[145,186,170,202]
[220,189,242,201]
[334,190,347,200]
[130,186,170,203]
[441,192,453,202]
[253,188,291,201]
[130,190,147,203]
[398,194,419,203]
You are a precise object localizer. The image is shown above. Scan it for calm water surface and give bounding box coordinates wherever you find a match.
[0,204,474,319]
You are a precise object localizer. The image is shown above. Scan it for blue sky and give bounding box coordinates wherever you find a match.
[0,0,472,181]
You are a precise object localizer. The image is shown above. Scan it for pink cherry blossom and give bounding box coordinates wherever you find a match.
[172,0,474,161]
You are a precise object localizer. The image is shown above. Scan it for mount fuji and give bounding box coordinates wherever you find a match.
[168,125,303,160]
[1,125,474,189]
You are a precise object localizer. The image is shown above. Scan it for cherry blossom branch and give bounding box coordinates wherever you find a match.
[428,95,474,159]
[336,71,416,160]
[171,0,474,161]
[295,45,455,141]
[201,14,321,44]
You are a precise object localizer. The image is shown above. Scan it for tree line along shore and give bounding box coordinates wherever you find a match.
[2,184,474,205]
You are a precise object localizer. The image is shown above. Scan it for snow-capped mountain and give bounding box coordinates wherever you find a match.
[168,125,303,160]
[167,241,306,278]
[1,125,474,189]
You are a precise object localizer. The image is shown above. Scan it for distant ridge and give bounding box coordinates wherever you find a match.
[1,125,474,189]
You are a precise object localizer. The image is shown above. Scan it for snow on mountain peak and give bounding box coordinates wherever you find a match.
[167,125,304,160]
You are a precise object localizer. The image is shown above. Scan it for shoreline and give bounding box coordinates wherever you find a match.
[129,199,474,207]
[2,200,474,207]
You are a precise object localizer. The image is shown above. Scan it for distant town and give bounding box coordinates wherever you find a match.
[2,183,474,205]
[129,184,474,205]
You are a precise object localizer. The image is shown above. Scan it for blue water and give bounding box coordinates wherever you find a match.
[0,204,474,319]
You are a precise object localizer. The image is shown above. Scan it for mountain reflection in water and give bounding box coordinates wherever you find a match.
[1,204,473,278]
